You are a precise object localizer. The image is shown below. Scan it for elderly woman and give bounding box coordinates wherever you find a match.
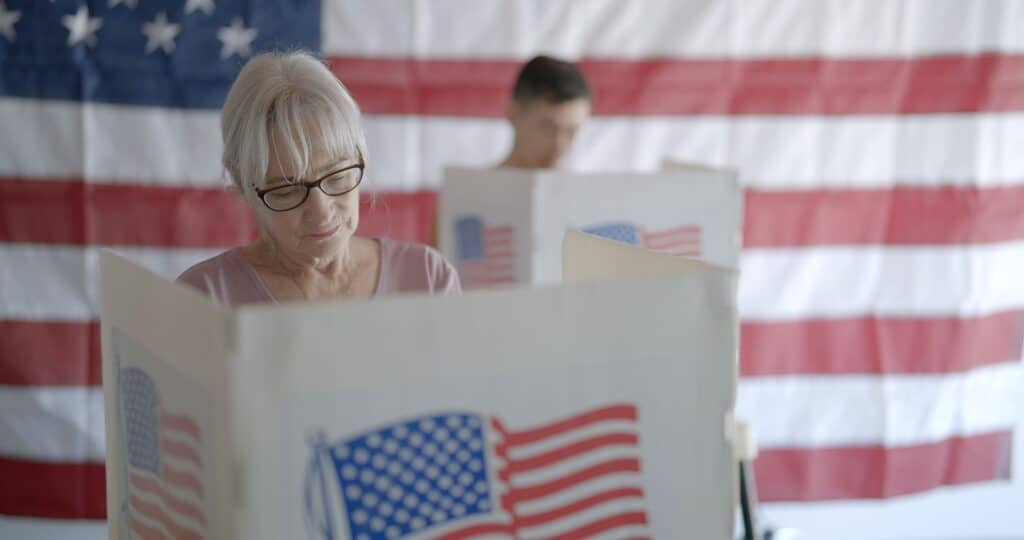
[179,51,460,303]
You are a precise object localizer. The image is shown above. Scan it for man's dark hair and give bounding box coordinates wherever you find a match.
[512,55,591,105]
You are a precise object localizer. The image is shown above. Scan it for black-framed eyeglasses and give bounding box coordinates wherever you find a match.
[253,163,365,212]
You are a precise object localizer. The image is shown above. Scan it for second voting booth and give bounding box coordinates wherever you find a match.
[439,166,742,289]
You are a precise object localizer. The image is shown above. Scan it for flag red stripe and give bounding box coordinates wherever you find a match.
[5,180,1024,248]
[130,473,207,527]
[756,430,1014,501]
[131,516,169,540]
[546,511,649,540]
[502,458,642,506]
[0,178,256,247]
[740,311,1024,376]
[0,431,1009,518]
[129,495,202,540]
[327,53,1024,117]
[745,185,1024,247]
[5,313,1019,386]
[159,413,200,442]
[160,464,204,498]
[159,437,203,468]
[0,458,105,518]
[504,433,639,475]
[0,178,437,246]
[516,487,646,527]
[0,320,101,386]
[495,404,638,447]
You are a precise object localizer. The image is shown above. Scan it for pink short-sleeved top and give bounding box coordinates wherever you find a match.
[177,237,461,305]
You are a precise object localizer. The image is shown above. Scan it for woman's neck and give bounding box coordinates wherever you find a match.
[246,236,372,300]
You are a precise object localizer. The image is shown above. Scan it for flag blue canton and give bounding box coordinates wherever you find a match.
[455,216,486,261]
[328,413,493,540]
[0,0,320,109]
[119,367,160,474]
[584,223,640,245]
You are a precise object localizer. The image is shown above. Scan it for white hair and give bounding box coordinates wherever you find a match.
[220,51,368,193]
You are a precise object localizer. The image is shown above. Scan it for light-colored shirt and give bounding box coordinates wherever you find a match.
[177,237,461,305]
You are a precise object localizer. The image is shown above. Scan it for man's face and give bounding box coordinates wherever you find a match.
[508,97,591,169]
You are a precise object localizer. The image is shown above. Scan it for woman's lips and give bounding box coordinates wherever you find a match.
[308,224,341,240]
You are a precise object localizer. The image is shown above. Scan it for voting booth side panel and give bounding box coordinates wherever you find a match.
[562,230,741,534]
[100,252,237,540]
[230,274,737,539]
[439,167,536,290]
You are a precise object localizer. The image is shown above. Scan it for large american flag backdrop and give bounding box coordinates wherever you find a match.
[2,0,1023,537]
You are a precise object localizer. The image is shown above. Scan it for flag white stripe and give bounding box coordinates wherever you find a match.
[3,243,1023,321]
[4,365,1019,463]
[0,385,104,462]
[0,244,222,322]
[516,499,648,539]
[322,0,1024,58]
[739,242,1024,320]
[0,98,225,187]
[0,516,105,540]
[737,361,1024,448]
[5,99,1024,191]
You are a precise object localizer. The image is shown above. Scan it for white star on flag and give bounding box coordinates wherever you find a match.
[141,12,181,55]
[184,0,216,16]
[0,1,20,43]
[108,0,138,9]
[62,6,103,48]
[217,17,258,59]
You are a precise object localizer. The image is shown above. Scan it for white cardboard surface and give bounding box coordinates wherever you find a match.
[101,243,738,539]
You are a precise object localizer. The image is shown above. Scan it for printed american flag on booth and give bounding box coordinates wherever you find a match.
[119,367,208,540]
[305,404,649,540]
[453,216,518,287]
[583,223,702,257]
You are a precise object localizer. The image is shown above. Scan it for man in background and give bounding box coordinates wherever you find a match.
[498,55,592,170]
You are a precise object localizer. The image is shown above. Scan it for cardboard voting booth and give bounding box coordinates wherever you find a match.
[439,167,742,289]
[101,235,738,539]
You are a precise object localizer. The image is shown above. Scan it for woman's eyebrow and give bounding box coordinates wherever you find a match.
[266,159,352,185]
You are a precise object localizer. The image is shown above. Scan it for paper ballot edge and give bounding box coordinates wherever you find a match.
[99,251,236,540]
[562,229,736,281]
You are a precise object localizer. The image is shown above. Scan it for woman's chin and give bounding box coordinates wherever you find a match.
[302,228,352,255]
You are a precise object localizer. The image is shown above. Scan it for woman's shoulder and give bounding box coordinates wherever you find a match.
[178,248,240,277]
[377,237,461,295]
[176,248,272,305]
